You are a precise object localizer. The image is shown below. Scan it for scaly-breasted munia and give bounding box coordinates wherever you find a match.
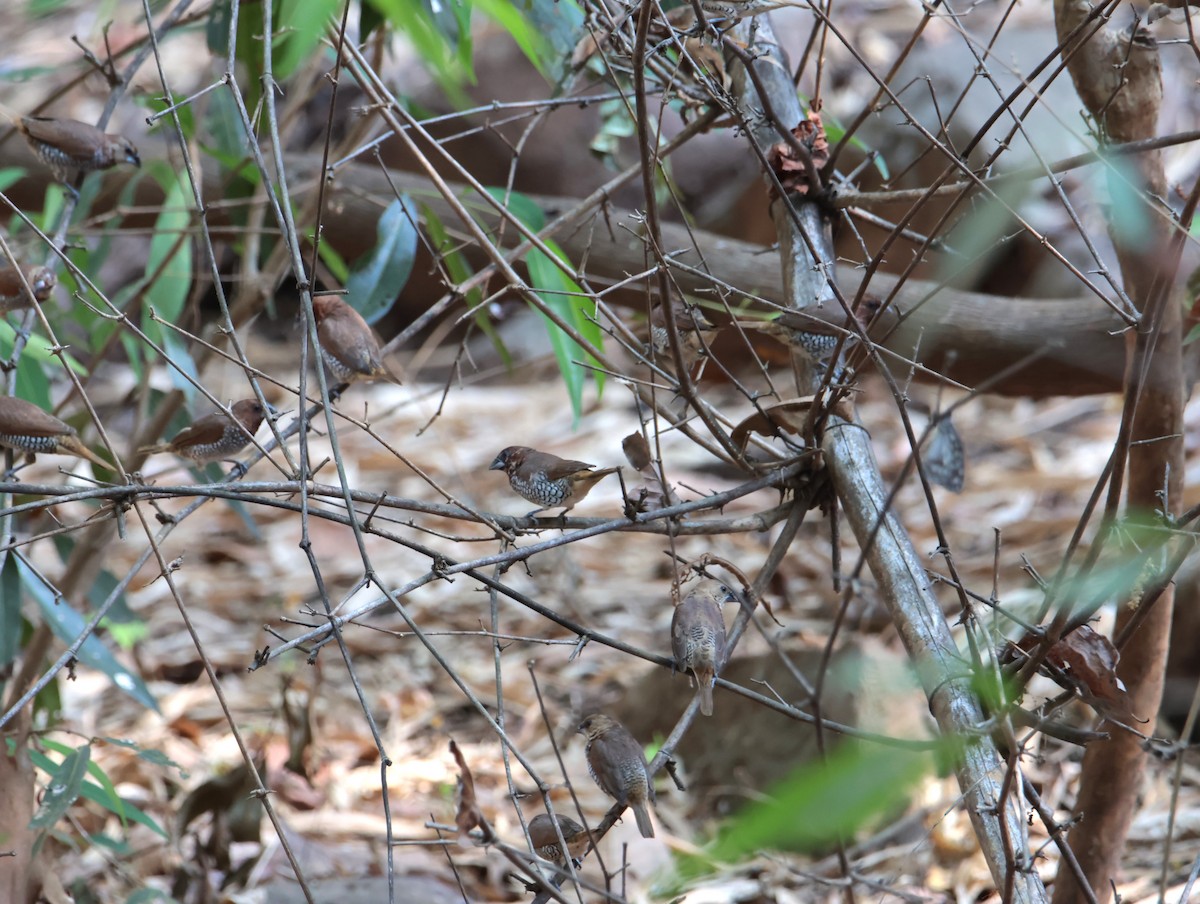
[0,396,110,469]
[489,446,619,516]
[577,713,655,838]
[0,264,55,315]
[311,295,400,385]
[15,116,140,185]
[671,580,735,716]
[527,813,588,866]
[649,300,717,372]
[139,399,271,463]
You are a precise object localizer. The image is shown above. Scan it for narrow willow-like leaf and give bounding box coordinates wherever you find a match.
[29,743,91,829]
[346,196,418,325]
[18,560,159,713]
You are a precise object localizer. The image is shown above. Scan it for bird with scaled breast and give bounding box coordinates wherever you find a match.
[0,264,55,315]
[14,115,139,186]
[648,299,718,374]
[527,813,589,867]
[672,580,736,716]
[0,396,111,470]
[311,295,401,385]
[139,399,272,463]
[578,713,655,838]
[490,446,619,517]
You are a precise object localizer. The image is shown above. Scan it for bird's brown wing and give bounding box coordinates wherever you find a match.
[167,412,229,449]
[540,455,598,480]
[320,313,386,374]
[0,399,71,437]
[18,117,107,158]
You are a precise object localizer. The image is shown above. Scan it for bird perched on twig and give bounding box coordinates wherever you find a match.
[0,264,55,315]
[577,713,655,838]
[13,115,139,187]
[672,580,736,716]
[489,446,619,517]
[695,0,800,21]
[0,396,111,470]
[648,299,718,374]
[139,399,272,464]
[736,297,893,368]
[311,295,401,385]
[527,813,589,867]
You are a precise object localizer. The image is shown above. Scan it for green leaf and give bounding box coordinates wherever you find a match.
[161,331,199,406]
[0,167,27,193]
[368,0,473,94]
[125,889,180,904]
[346,196,418,325]
[486,188,603,421]
[28,747,169,839]
[0,552,20,673]
[40,737,126,829]
[359,0,385,41]
[317,240,349,284]
[274,0,341,80]
[145,169,193,325]
[423,204,508,365]
[29,743,91,829]
[473,0,553,77]
[18,560,159,713]
[484,186,545,231]
[526,243,604,422]
[101,736,187,777]
[702,740,931,862]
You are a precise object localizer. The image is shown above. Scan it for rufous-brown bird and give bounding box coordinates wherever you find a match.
[139,399,272,463]
[0,264,55,315]
[0,396,110,470]
[577,713,655,838]
[14,116,140,185]
[648,299,717,373]
[672,580,735,717]
[311,295,400,385]
[527,813,588,867]
[489,446,619,516]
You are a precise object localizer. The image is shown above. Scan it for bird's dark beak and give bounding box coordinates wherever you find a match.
[488,456,505,471]
[127,150,141,167]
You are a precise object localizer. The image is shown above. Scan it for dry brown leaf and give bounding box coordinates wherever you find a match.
[449,739,490,844]
[622,432,653,472]
[767,109,830,197]
[1016,625,1138,723]
[731,398,816,451]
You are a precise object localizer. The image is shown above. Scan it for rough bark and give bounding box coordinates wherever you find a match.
[1050,5,1179,904]
[729,16,1047,903]
[0,149,1140,399]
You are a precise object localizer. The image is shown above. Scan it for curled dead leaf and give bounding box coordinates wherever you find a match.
[450,739,492,844]
[622,432,653,472]
[731,398,816,452]
[767,110,830,197]
[1014,625,1139,724]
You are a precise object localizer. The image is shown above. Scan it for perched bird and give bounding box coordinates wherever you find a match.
[139,399,272,463]
[736,297,893,369]
[577,713,655,838]
[489,446,619,516]
[697,0,799,20]
[0,396,110,470]
[648,300,717,373]
[0,264,55,315]
[14,116,140,185]
[671,580,735,716]
[527,813,588,867]
[311,295,400,385]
